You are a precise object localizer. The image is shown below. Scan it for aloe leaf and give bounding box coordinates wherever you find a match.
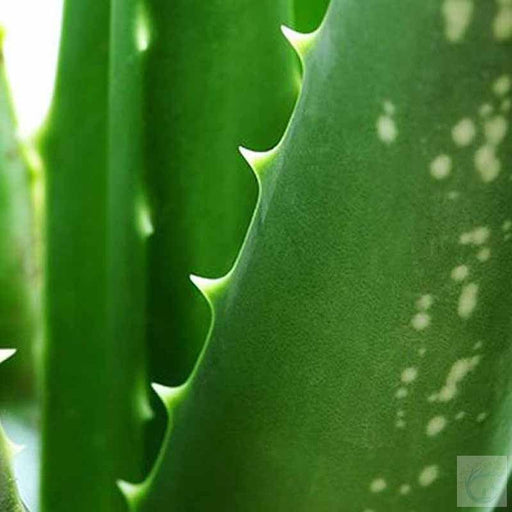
[0,350,25,512]
[39,1,148,510]
[143,0,298,385]
[125,1,512,510]
[0,29,36,403]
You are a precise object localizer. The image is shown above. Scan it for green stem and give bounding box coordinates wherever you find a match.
[40,1,148,510]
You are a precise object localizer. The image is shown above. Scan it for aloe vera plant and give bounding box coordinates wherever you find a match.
[1,0,511,511]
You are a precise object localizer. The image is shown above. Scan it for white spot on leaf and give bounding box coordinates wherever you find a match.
[377,115,397,144]
[418,465,439,487]
[384,100,395,115]
[476,411,488,422]
[472,226,491,245]
[426,416,448,437]
[458,282,479,319]
[442,0,474,42]
[460,226,490,245]
[452,118,476,146]
[475,145,501,182]
[493,74,511,96]
[396,419,406,429]
[399,484,411,495]
[411,312,431,330]
[451,264,469,281]
[484,115,508,146]
[370,478,387,493]
[433,355,481,402]
[479,104,494,117]
[430,154,452,180]
[416,294,434,311]
[401,367,418,384]
[493,0,512,40]
[396,387,408,399]
[476,247,491,262]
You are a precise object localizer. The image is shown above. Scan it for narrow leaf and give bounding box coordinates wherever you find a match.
[39,1,148,510]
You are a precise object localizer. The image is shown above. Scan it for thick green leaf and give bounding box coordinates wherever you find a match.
[40,1,148,510]
[0,29,36,403]
[0,350,25,512]
[128,1,512,510]
[143,0,298,385]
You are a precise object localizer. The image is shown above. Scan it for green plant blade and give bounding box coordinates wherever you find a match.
[39,1,148,510]
[0,350,25,512]
[0,30,36,403]
[128,1,512,510]
[143,0,298,386]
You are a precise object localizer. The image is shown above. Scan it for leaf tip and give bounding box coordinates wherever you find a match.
[238,145,277,182]
[118,480,143,510]
[151,382,186,410]
[190,273,230,305]
[0,349,16,365]
[280,24,316,60]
